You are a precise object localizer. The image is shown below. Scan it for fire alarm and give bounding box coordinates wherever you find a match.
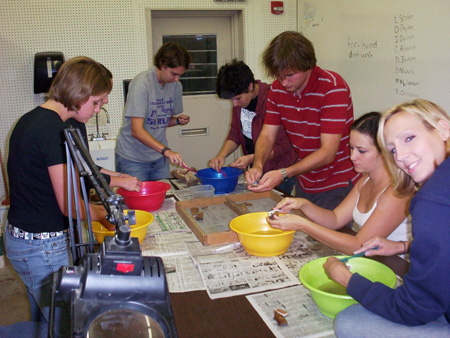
[271,1,283,15]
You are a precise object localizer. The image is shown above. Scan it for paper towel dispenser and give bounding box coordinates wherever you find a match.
[123,79,132,104]
[34,52,65,94]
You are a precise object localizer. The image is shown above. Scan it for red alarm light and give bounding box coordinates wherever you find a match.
[271,1,284,15]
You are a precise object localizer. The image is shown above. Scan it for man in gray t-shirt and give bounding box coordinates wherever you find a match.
[115,42,191,181]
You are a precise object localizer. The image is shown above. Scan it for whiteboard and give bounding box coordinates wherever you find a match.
[298,0,450,118]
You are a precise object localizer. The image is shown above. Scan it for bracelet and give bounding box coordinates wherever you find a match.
[176,118,180,125]
[161,146,171,156]
[280,168,289,182]
[400,240,407,254]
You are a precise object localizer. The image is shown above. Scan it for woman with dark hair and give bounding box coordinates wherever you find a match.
[115,42,192,180]
[268,112,412,255]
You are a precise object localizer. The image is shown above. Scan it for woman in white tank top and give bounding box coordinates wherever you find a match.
[268,112,413,255]
[353,177,411,242]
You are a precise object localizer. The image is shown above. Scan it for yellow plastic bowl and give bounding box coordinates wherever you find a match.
[91,210,154,244]
[299,256,397,318]
[229,212,295,256]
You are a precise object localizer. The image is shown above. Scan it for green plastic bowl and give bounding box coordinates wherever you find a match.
[299,256,397,318]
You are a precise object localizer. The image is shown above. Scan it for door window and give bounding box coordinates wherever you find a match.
[163,35,217,95]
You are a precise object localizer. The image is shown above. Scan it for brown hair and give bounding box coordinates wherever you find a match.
[48,56,112,111]
[153,42,191,70]
[351,112,382,152]
[263,31,316,77]
[378,99,450,196]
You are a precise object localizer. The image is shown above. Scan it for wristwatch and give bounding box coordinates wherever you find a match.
[280,168,289,182]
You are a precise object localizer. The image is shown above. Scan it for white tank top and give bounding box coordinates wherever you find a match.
[353,177,412,242]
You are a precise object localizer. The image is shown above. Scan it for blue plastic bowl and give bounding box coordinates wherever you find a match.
[195,167,243,194]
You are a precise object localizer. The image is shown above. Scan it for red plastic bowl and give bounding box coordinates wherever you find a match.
[117,181,171,212]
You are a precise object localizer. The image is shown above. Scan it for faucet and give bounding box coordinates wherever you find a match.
[103,107,110,123]
[93,107,110,141]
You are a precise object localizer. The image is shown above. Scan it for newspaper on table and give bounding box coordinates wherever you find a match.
[140,197,206,293]
[279,231,340,277]
[184,241,301,299]
[145,197,190,234]
[170,178,192,190]
[182,229,341,300]
[172,188,193,201]
[141,231,206,293]
[246,286,335,338]
[150,196,177,212]
[141,231,197,257]
[160,254,206,293]
[157,178,177,195]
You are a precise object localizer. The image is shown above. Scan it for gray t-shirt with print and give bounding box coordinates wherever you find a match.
[115,67,183,162]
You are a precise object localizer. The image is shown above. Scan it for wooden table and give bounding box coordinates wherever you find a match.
[168,211,410,338]
[166,182,410,338]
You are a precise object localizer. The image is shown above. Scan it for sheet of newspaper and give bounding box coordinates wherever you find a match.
[184,240,301,299]
[182,230,340,300]
[146,198,189,234]
[279,231,340,276]
[140,196,206,293]
[247,286,335,338]
[141,229,206,293]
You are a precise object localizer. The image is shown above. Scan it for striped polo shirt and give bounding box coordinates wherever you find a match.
[264,66,359,193]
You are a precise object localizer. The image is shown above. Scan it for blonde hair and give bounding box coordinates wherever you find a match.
[378,99,450,196]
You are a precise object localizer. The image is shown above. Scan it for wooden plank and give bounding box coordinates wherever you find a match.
[224,197,249,216]
[175,191,284,245]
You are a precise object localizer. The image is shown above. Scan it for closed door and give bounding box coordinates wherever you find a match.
[150,11,241,171]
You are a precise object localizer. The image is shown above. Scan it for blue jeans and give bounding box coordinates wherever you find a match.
[0,322,47,338]
[277,177,295,195]
[115,153,170,181]
[4,228,71,336]
[335,304,450,338]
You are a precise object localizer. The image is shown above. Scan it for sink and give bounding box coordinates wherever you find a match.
[88,139,116,171]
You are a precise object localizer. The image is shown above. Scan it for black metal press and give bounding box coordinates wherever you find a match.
[48,126,178,338]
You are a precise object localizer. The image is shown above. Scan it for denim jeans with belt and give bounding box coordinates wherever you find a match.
[4,227,71,336]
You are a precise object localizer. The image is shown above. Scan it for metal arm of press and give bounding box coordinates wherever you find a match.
[63,126,135,262]
[49,127,176,338]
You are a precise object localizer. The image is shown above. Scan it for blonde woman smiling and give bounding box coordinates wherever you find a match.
[325,99,450,337]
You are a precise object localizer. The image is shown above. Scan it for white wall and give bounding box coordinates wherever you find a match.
[0,0,298,200]
[298,0,450,118]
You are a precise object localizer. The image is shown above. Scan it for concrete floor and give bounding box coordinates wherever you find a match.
[0,257,30,325]
[0,207,29,325]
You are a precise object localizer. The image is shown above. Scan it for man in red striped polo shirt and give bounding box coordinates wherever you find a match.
[246,31,360,214]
